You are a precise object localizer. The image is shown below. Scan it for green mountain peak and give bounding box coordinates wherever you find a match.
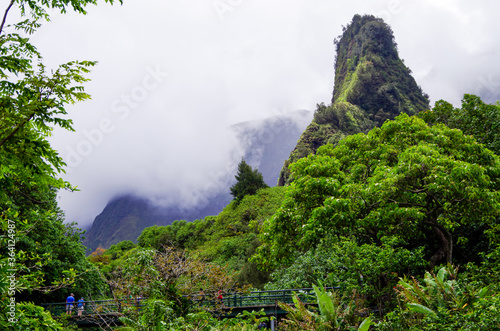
[278,14,430,186]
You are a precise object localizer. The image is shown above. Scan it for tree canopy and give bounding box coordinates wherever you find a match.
[254,114,500,269]
[419,94,500,155]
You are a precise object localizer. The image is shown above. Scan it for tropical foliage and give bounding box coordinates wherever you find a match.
[378,264,500,330]
[265,237,427,311]
[43,97,500,331]
[278,284,372,331]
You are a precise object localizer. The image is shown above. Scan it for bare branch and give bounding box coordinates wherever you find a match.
[0,0,15,35]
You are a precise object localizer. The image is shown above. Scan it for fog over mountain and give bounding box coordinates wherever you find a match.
[26,0,500,228]
[82,111,312,251]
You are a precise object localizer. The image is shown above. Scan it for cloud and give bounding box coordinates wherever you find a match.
[23,0,500,227]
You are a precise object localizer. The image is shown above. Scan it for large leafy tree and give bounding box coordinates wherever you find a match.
[230,158,268,203]
[254,114,500,269]
[0,0,121,327]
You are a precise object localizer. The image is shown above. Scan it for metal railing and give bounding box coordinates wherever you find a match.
[41,298,144,317]
[42,287,339,316]
[193,287,339,308]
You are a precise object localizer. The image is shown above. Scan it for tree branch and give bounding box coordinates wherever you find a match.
[0,111,36,148]
[0,0,15,35]
[387,199,425,209]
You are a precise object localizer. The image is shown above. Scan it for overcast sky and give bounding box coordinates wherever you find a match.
[20,0,500,228]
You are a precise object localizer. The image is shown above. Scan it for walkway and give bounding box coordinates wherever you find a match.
[41,287,338,327]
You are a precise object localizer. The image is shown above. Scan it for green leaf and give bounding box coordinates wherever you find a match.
[358,317,372,331]
[406,303,437,317]
[478,286,489,298]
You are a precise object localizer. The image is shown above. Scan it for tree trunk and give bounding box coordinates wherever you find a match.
[429,223,453,268]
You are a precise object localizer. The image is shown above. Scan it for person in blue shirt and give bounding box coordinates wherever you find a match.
[77,297,85,317]
[66,293,75,314]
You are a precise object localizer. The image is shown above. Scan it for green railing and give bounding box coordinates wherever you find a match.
[41,298,144,317]
[194,287,339,308]
[42,287,339,317]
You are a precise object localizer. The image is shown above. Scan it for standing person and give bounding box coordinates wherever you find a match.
[66,293,75,314]
[77,297,85,317]
[217,290,224,307]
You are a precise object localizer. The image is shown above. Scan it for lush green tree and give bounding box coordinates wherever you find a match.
[0,0,121,328]
[137,225,171,248]
[230,159,268,203]
[254,114,500,269]
[106,240,137,259]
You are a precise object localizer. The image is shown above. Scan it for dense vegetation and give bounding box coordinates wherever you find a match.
[2,6,500,330]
